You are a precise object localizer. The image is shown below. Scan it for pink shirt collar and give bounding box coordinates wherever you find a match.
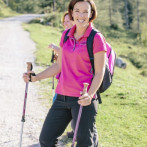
[68,23,93,38]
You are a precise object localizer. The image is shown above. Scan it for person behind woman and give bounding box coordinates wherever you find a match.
[48,11,74,54]
[23,0,107,146]
[49,12,75,138]
[48,11,74,103]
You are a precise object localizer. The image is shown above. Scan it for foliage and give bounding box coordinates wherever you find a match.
[140,23,147,45]
[0,0,17,18]
[29,12,64,28]
[43,12,63,28]
[2,0,147,33]
[140,70,147,77]
[110,23,119,30]
[7,0,41,13]
[120,0,133,29]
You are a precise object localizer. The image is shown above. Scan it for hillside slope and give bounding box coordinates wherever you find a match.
[0,0,17,18]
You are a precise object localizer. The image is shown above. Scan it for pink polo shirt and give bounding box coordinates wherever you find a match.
[55,23,107,97]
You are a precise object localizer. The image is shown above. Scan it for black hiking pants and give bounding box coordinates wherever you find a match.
[39,94,98,147]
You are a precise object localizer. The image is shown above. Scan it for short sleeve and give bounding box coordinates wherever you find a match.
[93,33,107,54]
[59,30,68,48]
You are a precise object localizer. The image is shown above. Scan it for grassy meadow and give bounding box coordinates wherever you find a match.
[23,23,147,147]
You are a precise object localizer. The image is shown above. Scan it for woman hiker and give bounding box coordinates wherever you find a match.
[23,0,107,146]
[48,11,75,139]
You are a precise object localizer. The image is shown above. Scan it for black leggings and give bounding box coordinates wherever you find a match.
[39,94,98,147]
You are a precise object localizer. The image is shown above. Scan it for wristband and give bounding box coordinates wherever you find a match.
[29,73,36,82]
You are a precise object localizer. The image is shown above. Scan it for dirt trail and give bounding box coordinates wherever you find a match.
[0,16,48,147]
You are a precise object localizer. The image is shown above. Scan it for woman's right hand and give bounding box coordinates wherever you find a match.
[23,71,37,83]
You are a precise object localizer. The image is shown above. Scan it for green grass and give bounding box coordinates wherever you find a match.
[23,23,147,147]
[23,23,62,65]
[98,66,147,146]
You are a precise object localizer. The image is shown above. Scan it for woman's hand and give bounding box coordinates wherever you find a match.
[23,71,37,83]
[48,43,60,54]
[78,92,92,106]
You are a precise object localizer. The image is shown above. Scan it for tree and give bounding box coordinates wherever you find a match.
[127,0,133,29]
[109,0,112,26]
[136,0,140,31]
[124,0,129,29]
[122,0,134,30]
[56,0,69,12]
[53,0,56,11]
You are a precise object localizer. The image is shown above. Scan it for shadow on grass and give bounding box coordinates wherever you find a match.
[26,137,72,147]
[27,143,40,147]
[58,135,72,147]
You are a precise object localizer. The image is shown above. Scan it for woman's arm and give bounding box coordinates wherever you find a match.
[78,51,106,106]
[88,51,106,98]
[23,48,62,82]
[36,48,62,81]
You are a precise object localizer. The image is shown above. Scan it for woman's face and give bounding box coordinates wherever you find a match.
[63,14,74,29]
[72,1,92,28]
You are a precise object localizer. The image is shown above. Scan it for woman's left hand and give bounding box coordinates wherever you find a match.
[78,93,92,106]
[48,43,60,54]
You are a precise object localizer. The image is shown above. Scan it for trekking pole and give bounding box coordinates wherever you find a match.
[71,83,89,147]
[51,51,55,97]
[19,62,33,147]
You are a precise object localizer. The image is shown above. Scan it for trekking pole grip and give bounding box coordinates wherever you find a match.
[26,62,35,82]
[26,62,33,72]
[82,83,89,94]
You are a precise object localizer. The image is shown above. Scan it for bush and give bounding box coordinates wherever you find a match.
[29,18,42,24]
[140,70,147,77]
[29,12,63,28]
[110,23,119,30]
[43,12,63,28]
[128,52,144,69]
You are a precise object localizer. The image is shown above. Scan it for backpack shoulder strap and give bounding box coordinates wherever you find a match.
[63,29,70,44]
[87,29,102,104]
[87,29,99,74]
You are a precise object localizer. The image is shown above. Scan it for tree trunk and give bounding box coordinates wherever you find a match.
[136,0,140,31]
[109,0,112,26]
[6,0,9,6]
[124,0,129,30]
[53,0,56,11]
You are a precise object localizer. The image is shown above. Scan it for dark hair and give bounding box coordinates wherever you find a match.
[68,0,97,22]
[62,11,69,25]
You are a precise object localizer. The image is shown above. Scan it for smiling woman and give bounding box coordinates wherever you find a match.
[68,0,97,22]
[23,0,107,147]
[72,2,92,26]
[68,0,97,40]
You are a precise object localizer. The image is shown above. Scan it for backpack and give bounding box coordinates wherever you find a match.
[64,29,116,104]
